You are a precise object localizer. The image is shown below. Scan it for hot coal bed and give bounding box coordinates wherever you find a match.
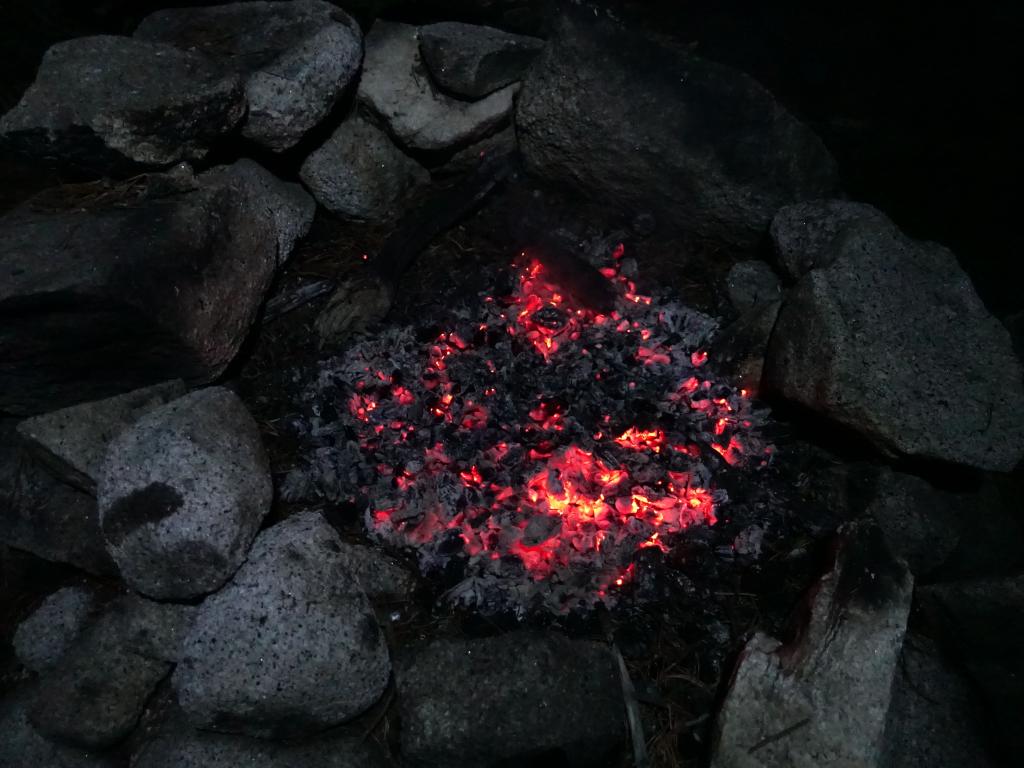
[289,243,773,614]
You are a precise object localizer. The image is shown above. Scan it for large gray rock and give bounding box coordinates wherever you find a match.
[764,209,1024,470]
[299,112,428,220]
[29,594,196,749]
[516,13,838,247]
[333,540,418,601]
[16,381,186,492]
[711,525,913,768]
[880,634,995,768]
[0,160,314,416]
[173,512,390,738]
[0,687,114,768]
[1,421,116,575]
[710,299,781,393]
[359,21,516,152]
[0,35,244,174]
[13,585,98,673]
[98,387,271,600]
[918,576,1024,756]
[419,21,543,99]
[132,718,393,768]
[135,1,362,153]
[397,631,625,767]
[770,199,890,280]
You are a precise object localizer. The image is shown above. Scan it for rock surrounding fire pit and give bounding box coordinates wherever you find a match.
[0,35,245,174]
[134,0,363,153]
[98,387,272,600]
[765,204,1024,470]
[12,585,98,674]
[397,631,625,766]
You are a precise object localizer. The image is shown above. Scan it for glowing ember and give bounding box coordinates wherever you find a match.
[305,245,770,612]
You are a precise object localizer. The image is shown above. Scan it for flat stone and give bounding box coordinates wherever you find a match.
[397,631,625,766]
[770,199,890,280]
[29,594,196,749]
[764,209,1024,470]
[0,687,114,768]
[0,160,314,416]
[419,21,543,99]
[135,1,362,152]
[16,381,186,492]
[97,387,272,600]
[1,421,116,575]
[173,512,390,738]
[711,524,913,768]
[132,717,393,768]
[13,585,98,673]
[726,260,782,314]
[880,634,995,768]
[516,13,838,247]
[359,21,516,152]
[299,112,428,220]
[0,35,244,174]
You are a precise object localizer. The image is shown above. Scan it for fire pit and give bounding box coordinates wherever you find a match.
[294,243,771,613]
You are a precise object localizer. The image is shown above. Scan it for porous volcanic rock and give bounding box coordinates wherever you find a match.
[0,35,244,174]
[725,260,782,314]
[764,207,1024,470]
[299,112,428,220]
[710,299,781,394]
[0,687,114,768]
[396,631,625,766]
[173,512,390,738]
[0,160,314,415]
[97,387,271,600]
[712,525,913,768]
[135,0,362,152]
[516,12,838,247]
[419,21,543,98]
[359,21,516,152]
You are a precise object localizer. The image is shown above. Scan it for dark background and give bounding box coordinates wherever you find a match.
[2,0,1021,318]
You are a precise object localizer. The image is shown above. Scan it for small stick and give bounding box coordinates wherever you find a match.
[746,717,811,755]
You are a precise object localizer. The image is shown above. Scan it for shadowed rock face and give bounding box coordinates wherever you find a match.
[765,206,1024,471]
[0,160,314,416]
[134,1,363,152]
[0,35,245,175]
[516,12,839,248]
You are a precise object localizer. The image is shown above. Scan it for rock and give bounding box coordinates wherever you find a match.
[0,687,113,768]
[333,541,417,601]
[16,381,186,492]
[879,634,995,768]
[0,35,244,174]
[764,209,1024,470]
[359,21,517,152]
[299,112,429,220]
[30,594,196,749]
[918,576,1024,756]
[435,124,517,176]
[135,1,362,153]
[942,477,1024,577]
[13,585,98,673]
[315,273,395,346]
[710,300,781,394]
[397,631,625,766]
[711,524,913,768]
[0,422,116,575]
[770,199,890,280]
[419,21,543,99]
[173,512,390,737]
[97,387,271,600]
[132,717,393,768]
[516,13,838,247]
[0,160,314,416]
[726,260,782,314]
